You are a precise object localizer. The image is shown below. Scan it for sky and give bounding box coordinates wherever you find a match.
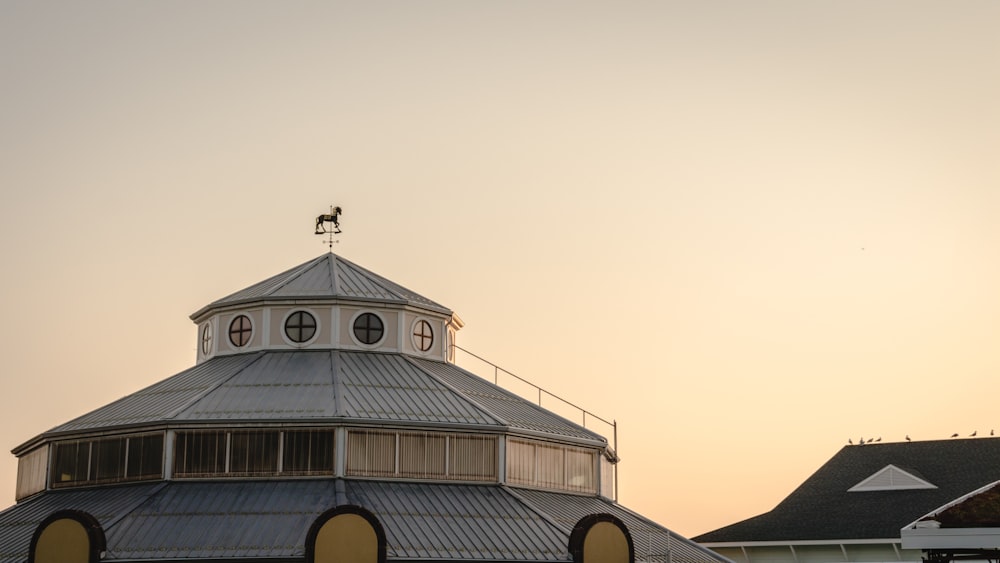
[1,1,999,538]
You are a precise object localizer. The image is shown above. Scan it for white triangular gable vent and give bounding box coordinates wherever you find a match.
[849,464,937,492]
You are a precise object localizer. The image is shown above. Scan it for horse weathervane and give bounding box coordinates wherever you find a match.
[315,206,342,250]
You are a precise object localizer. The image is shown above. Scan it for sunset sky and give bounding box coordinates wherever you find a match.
[2,1,999,537]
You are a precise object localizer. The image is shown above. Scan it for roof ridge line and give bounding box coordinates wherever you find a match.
[164,352,266,420]
[329,253,339,298]
[101,481,170,532]
[401,356,510,427]
[260,254,329,298]
[331,349,345,418]
[501,485,574,534]
[335,256,409,303]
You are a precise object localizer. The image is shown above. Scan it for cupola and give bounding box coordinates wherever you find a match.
[189,253,464,363]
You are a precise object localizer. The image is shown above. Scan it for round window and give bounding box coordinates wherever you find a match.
[412,320,434,352]
[353,313,384,345]
[285,311,317,343]
[229,315,252,347]
[200,323,213,355]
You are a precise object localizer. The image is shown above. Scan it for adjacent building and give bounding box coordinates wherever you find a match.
[694,439,1000,563]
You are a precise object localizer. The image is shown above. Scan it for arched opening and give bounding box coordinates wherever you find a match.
[29,510,105,563]
[569,513,634,563]
[306,505,387,563]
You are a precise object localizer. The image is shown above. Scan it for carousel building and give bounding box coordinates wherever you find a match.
[0,252,728,563]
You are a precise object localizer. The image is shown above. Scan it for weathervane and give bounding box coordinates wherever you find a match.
[315,205,342,250]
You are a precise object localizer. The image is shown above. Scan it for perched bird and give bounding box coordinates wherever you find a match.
[971,431,978,437]
[848,438,853,445]
[992,429,995,436]
[866,438,874,444]
[951,433,959,438]
[905,435,911,442]
[875,437,882,442]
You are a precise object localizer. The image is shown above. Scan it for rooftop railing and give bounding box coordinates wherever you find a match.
[451,344,619,499]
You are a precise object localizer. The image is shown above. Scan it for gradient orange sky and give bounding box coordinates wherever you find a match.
[2,2,999,537]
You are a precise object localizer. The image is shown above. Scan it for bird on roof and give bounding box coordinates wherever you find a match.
[866,438,874,444]
[848,438,853,445]
[951,433,959,438]
[875,437,881,442]
[992,429,995,436]
[905,435,911,442]
[971,431,978,437]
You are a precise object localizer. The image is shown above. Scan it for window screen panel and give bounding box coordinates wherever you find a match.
[449,435,497,481]
[506,439,535,486]
[346,431,396,477]
[535,443,565,488]
[283,429,334,475]
[52,441,90,486]
[126,433,164,480]
[399,432,446,478]
[174,431,227,477]
[90,437,127,483]
[15,446,48,500]
[564,447,596,493]
[229,430,279,476]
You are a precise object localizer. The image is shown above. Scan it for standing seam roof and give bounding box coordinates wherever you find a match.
[43,354,264,435]
[176,351,338,420]
[0,481,639,562]
[411,358,605,443]
[510,489,730,563]
[194,254,450,317]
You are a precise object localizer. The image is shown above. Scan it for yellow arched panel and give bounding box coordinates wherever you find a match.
[34,518,91,563]
[582,521,630,563]
[314,513,379,563]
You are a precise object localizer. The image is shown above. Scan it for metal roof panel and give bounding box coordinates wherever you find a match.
[0,480,718,563]
[339,353,502,425]
[194,254,451,318]
[0,483,164,563]
[347,481,568,561]
[511,488,731,563]
[45,354,262,435]
[105,481,334,560]
[176,351,337,420]
[412,358,605,443]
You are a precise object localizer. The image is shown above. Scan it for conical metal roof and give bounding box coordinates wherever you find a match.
[34,351,604,447]
[190,253,451,320]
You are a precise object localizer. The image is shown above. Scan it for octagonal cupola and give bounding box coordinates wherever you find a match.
[189,253,463,363]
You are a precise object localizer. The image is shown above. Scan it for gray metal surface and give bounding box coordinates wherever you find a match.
[0,480,597,561]
[511,488,732,563]
[178,351,338,420]
[349,481,568,561]
[37,351,519,440]
[192,253,451,319]
[0,482,165,563]
[339,353,502,425]
[42,354,263,437]
[106,480,333,560]
[412,358,606,444]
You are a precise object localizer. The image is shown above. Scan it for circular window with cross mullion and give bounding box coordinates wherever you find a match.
[352,313,384,346]
[284,311,317,344]
[228,315,253,348]
[411,319,434,352]
[200,323,213,356]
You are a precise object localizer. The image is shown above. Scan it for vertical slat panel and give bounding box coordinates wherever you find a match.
[15,446,47,500]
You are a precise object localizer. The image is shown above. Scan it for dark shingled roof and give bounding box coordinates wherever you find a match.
[694,438,1000,543]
